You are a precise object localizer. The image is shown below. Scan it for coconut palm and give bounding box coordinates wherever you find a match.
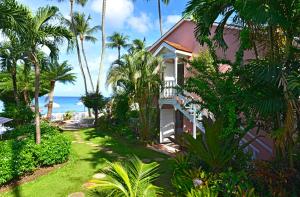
[107,50,162,140]
[144,0,170,35]
[0,64,35,106]
[56,0,91,115]
[0,33,24,105]
[96,0,106,94]
[88,156,162,196]
[73,12,100,92]
[43,60,76,120]
[0,0,29,32]
[22,6,72,144]
[129,38,146,53]
[107,32,130,61]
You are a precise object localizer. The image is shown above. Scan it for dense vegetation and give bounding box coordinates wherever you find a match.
[1,0,300,196]
[0,122,71,185]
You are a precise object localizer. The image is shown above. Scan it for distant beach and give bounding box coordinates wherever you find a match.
[0,96,86,114]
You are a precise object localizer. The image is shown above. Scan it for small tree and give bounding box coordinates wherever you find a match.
[81,92,107,126]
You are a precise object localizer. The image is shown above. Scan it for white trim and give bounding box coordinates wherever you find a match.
[174,56,178,84]
[246,132,273,154]
[175,50,192,57]
[153,42,176,56]
[149,19,186,52]
[153,42,192,58]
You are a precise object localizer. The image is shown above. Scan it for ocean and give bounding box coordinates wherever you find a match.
[0,96,86,114]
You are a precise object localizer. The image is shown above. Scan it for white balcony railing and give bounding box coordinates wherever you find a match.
[160,80,177,98]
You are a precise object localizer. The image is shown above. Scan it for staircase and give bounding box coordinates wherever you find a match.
[159,81,206,142]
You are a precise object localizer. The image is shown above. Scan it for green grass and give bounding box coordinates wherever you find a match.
[1,128,175,197]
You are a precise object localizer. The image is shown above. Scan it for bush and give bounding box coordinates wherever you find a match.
[0,103,34,127]
[35,134,71,166]
[3,121,59,140]
[63,111,73,120]
[0,139,37,184]
[171,154,256,196]
[0,122,71,185]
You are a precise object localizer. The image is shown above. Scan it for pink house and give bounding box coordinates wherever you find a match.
[149,19,274,160]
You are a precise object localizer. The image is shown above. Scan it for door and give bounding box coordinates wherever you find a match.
[177,63,184,87]
[175,110,183,135]
[160,108,175,143]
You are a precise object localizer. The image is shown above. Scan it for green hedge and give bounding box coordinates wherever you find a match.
[0,123,71,185]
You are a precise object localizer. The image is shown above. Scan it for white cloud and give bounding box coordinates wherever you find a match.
[166,15,181,25]
[127,12,152,33]
[163,14,181,32]
[91,0,134,29]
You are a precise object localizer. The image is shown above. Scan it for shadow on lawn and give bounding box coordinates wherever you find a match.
[81,128,176,194]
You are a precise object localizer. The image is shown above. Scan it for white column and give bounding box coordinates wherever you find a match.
[174,56,178,84]
[193,104,197,139]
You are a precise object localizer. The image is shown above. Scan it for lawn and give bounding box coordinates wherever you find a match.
[1,128,175,197]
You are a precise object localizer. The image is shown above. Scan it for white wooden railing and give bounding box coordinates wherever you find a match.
[160,80,177,98]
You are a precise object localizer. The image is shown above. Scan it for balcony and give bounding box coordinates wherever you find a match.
[160,80,177,98]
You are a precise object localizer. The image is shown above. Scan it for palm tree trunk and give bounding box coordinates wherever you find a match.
[23,89,30,106]
[70,0,91,117]
[31,53,41,144]
[158,0,163,36]
[96,0,106,94]
[11,64,19,105]
[95,0,106,126]
[46,80,55,120]
[80,38,95,91]
[118,46,121,61]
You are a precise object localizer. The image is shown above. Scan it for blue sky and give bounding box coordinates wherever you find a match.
[17,0,189,97]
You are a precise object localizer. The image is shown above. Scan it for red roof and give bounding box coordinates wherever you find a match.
[164,40,192,53]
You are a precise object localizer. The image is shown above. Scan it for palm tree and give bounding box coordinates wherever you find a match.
[57,0,90,115]
[96,0,106,94]
[107,32,130,60]
[145,0,170,35]
[0,33,24,105]
[23,6,72,144]
[73,12,100,92]
[107,51,162,141]
[88,156,162,196]
[185,0,300,167]
[0,0,29,33]
[43,60,76,120]
[129,38,146,52]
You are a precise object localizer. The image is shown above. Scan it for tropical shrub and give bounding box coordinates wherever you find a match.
[81,92,107,125]
[171,154,206,195]
[187,187,218,197]
[173,117,252,172]
[88,156,162,196]
[250,161,300,197]
[63,111,73,120]
[3,121,58,140]
[0,103,34,126]
[35,133,71,166]
[0,138,37,184]
[106,50,162,141]
[111,93,130,124]
[210,168,255,196]
[0,122,71,185]
[171,154,255,196]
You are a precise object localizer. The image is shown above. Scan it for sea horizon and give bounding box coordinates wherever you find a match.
[0,96,86,114]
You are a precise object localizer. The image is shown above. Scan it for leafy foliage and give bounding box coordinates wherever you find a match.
[187,187,218,197]
[0,102,34,126]
[81,92,107,112]
[89,156,162,196]
[174,117,251,172]
[107,50,162,141]
[0,122,71,185]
